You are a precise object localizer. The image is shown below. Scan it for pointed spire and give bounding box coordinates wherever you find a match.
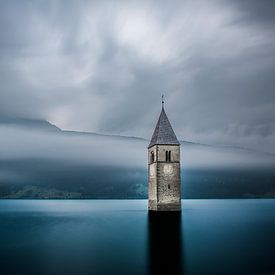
[148,103,180,148]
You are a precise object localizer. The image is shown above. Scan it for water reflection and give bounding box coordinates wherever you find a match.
[148,212,183,275]
[1,200,275,274]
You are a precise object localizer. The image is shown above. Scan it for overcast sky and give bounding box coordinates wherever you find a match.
[1,0,275,152]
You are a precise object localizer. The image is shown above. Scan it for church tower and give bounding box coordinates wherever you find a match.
[148,101,181,211]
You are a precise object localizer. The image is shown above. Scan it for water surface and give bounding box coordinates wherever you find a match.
[0,199,274,274]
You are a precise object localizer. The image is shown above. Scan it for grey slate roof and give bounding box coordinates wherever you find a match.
[148,107,180,148]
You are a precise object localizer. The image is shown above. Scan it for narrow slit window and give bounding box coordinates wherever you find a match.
[150,151,154,163]
[168,151,171,162]
[165,151,169,162]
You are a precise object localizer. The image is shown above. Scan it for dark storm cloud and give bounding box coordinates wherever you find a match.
[229,0,275,27]
[0,0,274,152]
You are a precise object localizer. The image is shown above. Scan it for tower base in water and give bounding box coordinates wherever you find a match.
[148,200,181,212]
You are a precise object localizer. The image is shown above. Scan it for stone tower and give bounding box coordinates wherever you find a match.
[148,104,181,211]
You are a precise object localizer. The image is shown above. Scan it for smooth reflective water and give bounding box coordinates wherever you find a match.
[0,199,274,274]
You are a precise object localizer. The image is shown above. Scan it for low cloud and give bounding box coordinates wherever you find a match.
[0,125,274,172]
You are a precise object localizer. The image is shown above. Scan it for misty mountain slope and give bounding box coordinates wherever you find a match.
[0,119,275,198]
[0,117,61,132]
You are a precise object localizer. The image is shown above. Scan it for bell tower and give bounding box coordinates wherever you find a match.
[148,99,181,211]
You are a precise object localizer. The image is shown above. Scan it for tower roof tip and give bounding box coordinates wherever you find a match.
[148,106,180,148]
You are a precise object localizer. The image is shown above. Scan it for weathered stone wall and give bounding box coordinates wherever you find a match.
[157,145,181,211]
[148,145,157,210]
[157,145,180,162]
[148,144,181,211]
[157,162,180,201]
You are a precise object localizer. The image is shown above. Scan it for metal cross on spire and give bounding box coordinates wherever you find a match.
[162,94,164,108]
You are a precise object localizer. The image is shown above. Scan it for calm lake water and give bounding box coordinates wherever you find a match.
[0,199,274,275]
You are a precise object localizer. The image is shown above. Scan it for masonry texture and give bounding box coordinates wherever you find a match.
[148,107,181,211]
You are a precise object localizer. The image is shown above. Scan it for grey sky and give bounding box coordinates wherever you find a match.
[0,0,275,152]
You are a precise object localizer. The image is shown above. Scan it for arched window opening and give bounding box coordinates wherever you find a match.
[150,151,154,163]
[168,151,171,162]
[168,184,171,189]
